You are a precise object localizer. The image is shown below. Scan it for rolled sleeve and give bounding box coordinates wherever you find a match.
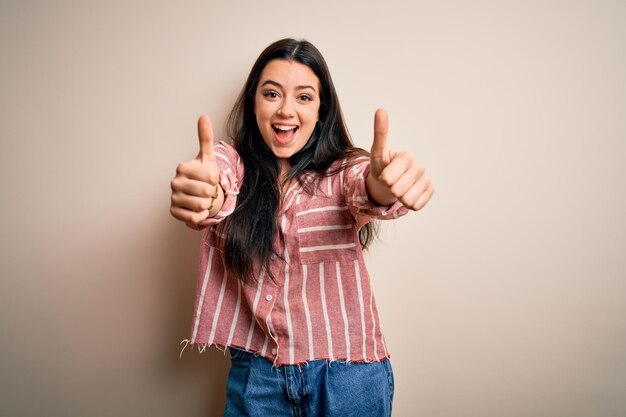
[187,141,242,230]
[343,157,408,229]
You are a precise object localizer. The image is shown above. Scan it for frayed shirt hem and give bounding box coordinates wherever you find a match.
[179,339,390,367]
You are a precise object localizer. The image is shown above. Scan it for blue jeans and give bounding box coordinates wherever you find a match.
[224,348,395,417]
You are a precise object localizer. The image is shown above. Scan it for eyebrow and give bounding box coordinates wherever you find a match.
[260,80,317,93]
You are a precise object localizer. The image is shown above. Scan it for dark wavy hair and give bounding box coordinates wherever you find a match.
[219,38,378,283]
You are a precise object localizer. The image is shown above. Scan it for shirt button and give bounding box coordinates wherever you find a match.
[271,348,277,355]
[265,294,273,302]
[270,254,277,260]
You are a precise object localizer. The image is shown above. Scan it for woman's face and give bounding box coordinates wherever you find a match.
[254,59,321,169]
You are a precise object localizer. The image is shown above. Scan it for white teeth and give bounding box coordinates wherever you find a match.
[273,125,297,131]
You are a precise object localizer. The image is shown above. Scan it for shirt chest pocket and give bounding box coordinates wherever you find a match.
[294,198,358,265]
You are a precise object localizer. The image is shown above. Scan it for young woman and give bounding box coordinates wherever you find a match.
[170,38,433,417]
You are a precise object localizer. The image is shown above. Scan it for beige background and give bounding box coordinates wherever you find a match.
[1,0,625,416]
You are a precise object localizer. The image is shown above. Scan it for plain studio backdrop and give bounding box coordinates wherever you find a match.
[1,1,625,416]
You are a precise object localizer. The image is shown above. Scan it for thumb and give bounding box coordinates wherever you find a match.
[371,108,389,158]
[197,115,216,162]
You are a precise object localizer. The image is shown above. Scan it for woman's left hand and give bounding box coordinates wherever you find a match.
[366,108,434,211]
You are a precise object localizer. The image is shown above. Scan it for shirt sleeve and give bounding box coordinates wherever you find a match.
[186,141,243,230]
[342,157,409,229]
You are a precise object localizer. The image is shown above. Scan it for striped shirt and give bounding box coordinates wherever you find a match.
[185,141,408,365]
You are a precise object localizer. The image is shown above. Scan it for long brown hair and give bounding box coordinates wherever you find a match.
[220,38,377,283]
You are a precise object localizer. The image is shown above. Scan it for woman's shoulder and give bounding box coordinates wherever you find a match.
[214,140,238,155]
[214,140,241,165]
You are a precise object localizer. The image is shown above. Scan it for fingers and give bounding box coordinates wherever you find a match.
[197,115,216,162]
[176,158,218,184]
[396,173,431,208]
[170,178,220,223]
[170,205,210,225]
[396,175,433,211]
[378,152,419,186]
[386,160,424,197]
[378,151,434,211]
[409,182,435,211]
[371,108,389,159]
[170,190,214,212]
[171,175,218,198]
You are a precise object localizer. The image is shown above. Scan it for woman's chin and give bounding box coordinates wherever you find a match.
[267,141,308,162]
[272,149,296,161]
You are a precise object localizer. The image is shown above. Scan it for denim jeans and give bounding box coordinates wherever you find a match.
[224,348,395,417]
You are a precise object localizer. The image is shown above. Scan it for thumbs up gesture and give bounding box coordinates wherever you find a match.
[366,109,434,211]
[170,115,224,224]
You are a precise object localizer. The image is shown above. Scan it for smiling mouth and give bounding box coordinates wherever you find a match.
[273,124,299,143]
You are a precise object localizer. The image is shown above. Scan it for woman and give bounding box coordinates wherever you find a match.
[170,38,433,416]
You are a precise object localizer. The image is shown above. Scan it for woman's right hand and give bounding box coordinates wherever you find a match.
[170,115,224,224]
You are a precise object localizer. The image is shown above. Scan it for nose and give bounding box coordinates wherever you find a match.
[277,98,295,117]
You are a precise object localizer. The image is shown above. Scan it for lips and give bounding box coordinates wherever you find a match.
[272,124,299,144]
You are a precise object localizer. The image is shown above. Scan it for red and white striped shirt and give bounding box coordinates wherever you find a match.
[184,142,408,365]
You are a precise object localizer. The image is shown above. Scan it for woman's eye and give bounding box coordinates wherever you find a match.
[263,91,279,98]
[299,95,313,102]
